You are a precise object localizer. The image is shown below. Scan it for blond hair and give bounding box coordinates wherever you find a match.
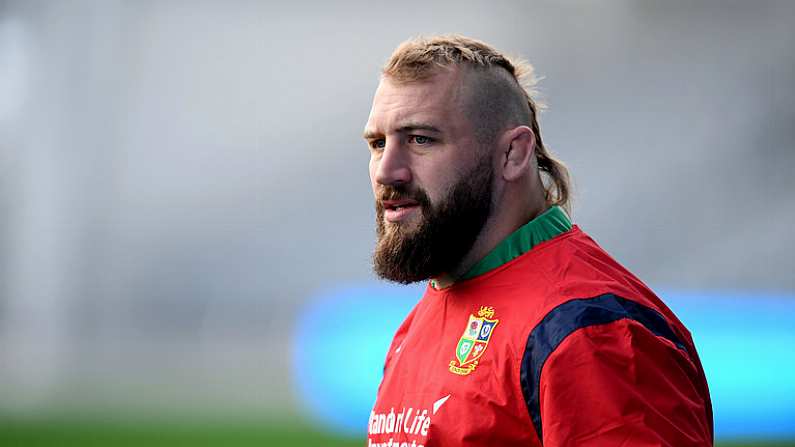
[383,35,573,214]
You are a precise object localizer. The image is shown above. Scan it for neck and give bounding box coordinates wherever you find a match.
[432,197,548,289]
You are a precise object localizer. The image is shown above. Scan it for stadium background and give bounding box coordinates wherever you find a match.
[0,0,793,445]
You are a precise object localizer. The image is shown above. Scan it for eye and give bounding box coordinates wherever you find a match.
[369,139,386,150]
[409,135,433,145]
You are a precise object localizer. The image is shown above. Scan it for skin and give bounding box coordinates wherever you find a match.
[364,67,548,288]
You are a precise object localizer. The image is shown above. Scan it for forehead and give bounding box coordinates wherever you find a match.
[365,71,468,135]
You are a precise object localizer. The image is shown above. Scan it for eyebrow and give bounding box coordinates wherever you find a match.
[363,122,442,140]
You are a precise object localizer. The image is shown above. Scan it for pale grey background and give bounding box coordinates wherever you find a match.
[0,0,793,420]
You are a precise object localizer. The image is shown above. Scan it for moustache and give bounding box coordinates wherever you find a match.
[376,184,430,205]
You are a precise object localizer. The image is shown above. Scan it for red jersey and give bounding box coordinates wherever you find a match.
[368,222,713,446]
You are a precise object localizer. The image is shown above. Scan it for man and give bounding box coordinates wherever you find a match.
[363,35,713,447]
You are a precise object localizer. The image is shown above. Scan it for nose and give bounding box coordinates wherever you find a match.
[374,141,411,186]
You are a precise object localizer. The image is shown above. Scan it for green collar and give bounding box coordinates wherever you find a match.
[460,205,572,281]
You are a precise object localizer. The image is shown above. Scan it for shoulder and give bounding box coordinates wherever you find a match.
[518,293,711,446]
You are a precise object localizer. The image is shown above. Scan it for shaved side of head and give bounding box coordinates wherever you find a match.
[461,65,532,145]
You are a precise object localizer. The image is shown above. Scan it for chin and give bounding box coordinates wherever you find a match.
[384,213,421,230]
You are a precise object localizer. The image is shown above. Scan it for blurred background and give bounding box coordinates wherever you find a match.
[0,0,793,445]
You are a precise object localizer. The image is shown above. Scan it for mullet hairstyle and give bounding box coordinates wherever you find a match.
[382,34,573,214]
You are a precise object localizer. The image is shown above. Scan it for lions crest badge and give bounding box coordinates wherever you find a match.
[449,306,499,375]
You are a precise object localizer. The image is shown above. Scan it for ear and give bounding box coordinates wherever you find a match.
[501,126,536,182]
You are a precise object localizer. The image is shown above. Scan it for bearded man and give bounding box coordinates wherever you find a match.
[363,35,713,447]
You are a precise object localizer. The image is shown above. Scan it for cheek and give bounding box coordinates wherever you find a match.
[414,168,452,204]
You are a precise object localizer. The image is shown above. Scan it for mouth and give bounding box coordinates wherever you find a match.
[381,199,421,222]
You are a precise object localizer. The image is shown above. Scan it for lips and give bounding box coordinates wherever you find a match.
[381,198,421,222]
[382,199,419,211]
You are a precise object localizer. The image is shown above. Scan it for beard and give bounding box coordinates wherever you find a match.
[373,154,494,284]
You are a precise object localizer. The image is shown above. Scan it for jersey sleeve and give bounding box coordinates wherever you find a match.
[518,294,712,447]
[537,318,712,446]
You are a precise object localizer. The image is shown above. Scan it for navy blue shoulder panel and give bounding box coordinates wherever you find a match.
[519,293,688,443]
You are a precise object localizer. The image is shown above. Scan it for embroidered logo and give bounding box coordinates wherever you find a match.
[449,306,499,375]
